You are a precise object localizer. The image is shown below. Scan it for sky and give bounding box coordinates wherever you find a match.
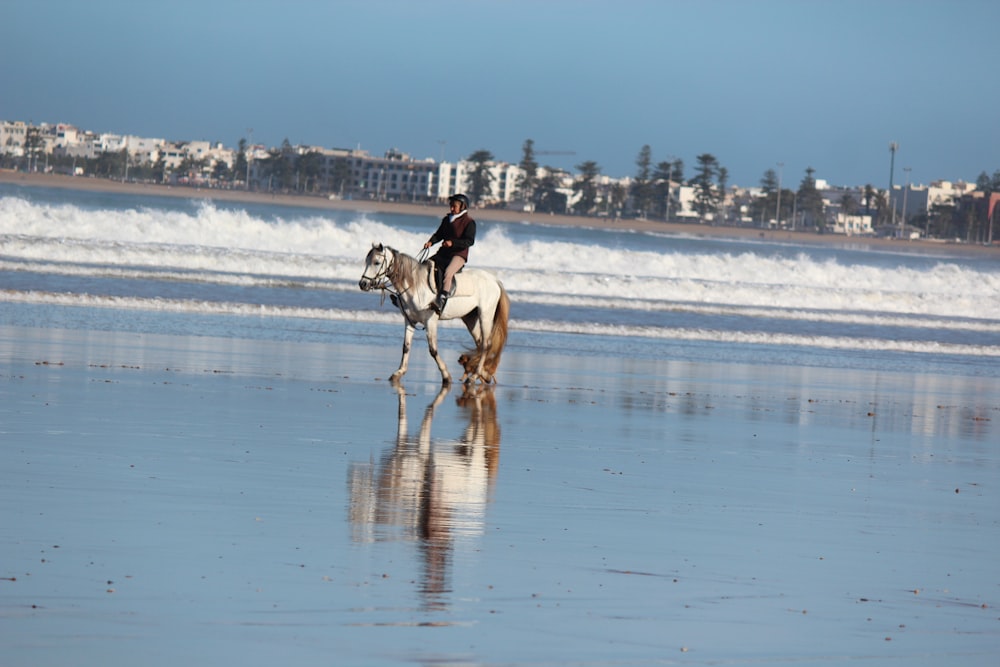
[3,0,999,189]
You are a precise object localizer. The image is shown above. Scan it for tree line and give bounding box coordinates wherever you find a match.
[482,139,999,241]
[8,128,998,241]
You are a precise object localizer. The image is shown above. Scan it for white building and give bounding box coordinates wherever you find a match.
[124,135,166,164]
[831,212,874,236]
[360,150,438,201]
[246,146,440,199]
[672,184,700,220]
[0,120,28,156]
[889,180,977,222]
[437,160,525,205]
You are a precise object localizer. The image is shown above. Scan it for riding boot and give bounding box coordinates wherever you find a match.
[435,291,448,312]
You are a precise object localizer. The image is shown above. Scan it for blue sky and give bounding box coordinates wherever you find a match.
[4,0,998,188]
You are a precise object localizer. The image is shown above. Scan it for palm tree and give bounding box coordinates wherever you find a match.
[233,138,248,187]
[296,150,324,193]
[466,150,494,205]
[797,167,824,228]
[630,145,654,218]
[716,166,729,222]
[516,139,539,202]
[839,193,858,215]
[692,153,720,220]
[572,160,601,215]
[862,184,876,215]
[534,171,567,214]
[652,160,678,219]
[873,189,888,226]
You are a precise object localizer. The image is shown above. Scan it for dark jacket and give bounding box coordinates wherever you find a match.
[429,212,476,262]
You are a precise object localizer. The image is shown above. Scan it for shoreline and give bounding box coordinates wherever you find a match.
[3,169,997,255]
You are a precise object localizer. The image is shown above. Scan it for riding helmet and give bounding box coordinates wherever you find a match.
[448,193,470,210]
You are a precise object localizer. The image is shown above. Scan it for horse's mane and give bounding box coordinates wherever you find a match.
[386,247,427,292]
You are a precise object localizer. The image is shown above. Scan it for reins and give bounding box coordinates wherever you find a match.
[373,246,433,330]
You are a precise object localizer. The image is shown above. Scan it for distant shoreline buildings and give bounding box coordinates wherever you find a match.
[1,118,995,243]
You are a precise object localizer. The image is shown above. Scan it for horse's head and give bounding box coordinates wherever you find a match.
[359,243,392,292]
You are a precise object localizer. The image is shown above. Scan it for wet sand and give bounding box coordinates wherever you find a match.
[4,170,997,256]
[2,324,997,666]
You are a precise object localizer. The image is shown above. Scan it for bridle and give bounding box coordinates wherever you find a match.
[361,245,438,328]
[364,246,394,291]
[362,246,421,328]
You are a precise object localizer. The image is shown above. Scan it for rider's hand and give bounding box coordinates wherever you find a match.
[423,241,431,249]
[443,240,452,247]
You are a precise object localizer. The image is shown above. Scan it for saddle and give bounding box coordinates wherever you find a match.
[426,258,463,297]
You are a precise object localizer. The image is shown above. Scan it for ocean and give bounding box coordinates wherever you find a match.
[4,181,1000,666]
[2,182,999,379]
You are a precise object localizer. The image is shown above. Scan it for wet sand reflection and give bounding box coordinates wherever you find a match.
[347,382,500,610]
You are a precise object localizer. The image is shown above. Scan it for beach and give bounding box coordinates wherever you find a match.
[3,170,997,256]
[3,323,998,666]
[2,175,999,666]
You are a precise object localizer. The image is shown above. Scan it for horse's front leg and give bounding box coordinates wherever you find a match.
[390,322,416,382]
[425,318,452,385]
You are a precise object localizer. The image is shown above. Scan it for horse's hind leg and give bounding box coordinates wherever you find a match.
[474,315,494,383]
[461,311,485,382]
[459,305,494,384]
[462,311,483,348]
[425,318,452,385]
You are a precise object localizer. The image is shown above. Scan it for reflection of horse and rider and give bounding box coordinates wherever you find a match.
[347,383,501,608]
[358,194,510,385]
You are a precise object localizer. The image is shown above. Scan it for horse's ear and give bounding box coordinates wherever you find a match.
[372,241,381,250]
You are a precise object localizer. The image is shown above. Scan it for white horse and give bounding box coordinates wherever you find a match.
[359,243,510,385]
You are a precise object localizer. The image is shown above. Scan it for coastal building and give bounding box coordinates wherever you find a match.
[889,180,977,224]
[4,117,995,241]
[831,211,874,236]
[268,146,441,201]
[358,149,438,202]
[123,135,166,164]
[673,184,699,221]
[50,130,163,161]
[159,140,233,171]
[0,120,28,156]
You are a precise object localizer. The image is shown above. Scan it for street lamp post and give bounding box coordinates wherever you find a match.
[888,142,898,229]
[665,156,675,222]
[901,166,911,237]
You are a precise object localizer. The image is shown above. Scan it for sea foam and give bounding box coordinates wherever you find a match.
[3,194,999,358]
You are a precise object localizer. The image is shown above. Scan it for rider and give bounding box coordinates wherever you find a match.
[423,193,476,311]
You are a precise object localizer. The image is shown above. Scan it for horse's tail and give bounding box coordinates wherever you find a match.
[486,283,510,375]
[458,282,510,383]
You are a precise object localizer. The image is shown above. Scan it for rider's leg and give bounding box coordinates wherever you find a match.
[443,256,465,294]
[437,256,465,309]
